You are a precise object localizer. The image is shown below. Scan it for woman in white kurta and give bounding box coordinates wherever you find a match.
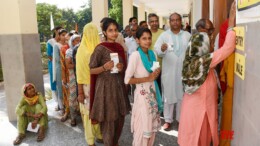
[125,28,162,146]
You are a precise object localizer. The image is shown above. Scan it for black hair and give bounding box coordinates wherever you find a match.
[58,29,67,35]
[52,26,63,38]
[136,28,152,39]
[129,17,137,23]
[54,26,62,31]
[102,18,119,32]
[100,17,110,23]
[169,12,182,21]
[148,13,159,21]
[195,18,207,30]
[139,21,147,26]
[53,32,56,38]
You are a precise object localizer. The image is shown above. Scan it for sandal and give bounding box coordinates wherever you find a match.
[95,138,103,143]
[70,118,77,127]
[163,122,171,131]
[60,113,68,122]
[54,105,60,111]
[37,126,45,142]
[13,133,26,145]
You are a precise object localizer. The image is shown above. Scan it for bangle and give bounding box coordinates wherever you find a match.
[227,27,234,32]
[102,65,107,71]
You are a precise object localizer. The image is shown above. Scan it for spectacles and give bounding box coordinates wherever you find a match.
[204,27,215,35]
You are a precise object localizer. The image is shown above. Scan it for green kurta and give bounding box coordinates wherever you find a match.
[16,94,48,134]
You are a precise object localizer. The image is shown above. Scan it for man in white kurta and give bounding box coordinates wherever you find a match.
[154,13,191,130]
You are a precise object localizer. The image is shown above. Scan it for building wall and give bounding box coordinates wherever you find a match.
[232,21,260,146]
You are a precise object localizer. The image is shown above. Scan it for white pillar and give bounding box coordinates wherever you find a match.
[209,0,214,22]
[123,0,133,27]
[92,0,108,28]
[191,0,202,29]
[0,0,44,121]
[137,3,145,22]
[159,16,164,29]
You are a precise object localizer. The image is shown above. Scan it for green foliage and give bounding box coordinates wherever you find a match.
[37,0,92,40]
[37,3,63,40]
[109,0,123,27]
[76,4,92,33]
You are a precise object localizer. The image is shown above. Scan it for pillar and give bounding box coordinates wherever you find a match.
[191,0,202,29]
[92,0,108,28]
[137,3,145,22]
[159,16,164,29]
[123,0,133,27]
[0,0,44,121]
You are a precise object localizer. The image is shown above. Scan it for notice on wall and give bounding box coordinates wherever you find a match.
[234,27,245,51]
[237,0,260,23]
[234,53,246,80]
[238,0,260,11]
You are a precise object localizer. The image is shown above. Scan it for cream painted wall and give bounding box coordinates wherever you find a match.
[137,3,145,22]
[123,0,133,27]
[92,0,108,28]
[0,0,38,35]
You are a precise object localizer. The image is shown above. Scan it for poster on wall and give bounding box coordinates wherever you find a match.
[237,0,260,23]
[238,0,260,11]
[234,27,245,51]
[234,53,246,80]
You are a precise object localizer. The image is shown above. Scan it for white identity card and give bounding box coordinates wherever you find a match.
[151,61,160,71]
[27,122,40,133]
[110,53,119,73]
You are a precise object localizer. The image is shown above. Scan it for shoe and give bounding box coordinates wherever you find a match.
[163,122,171,131]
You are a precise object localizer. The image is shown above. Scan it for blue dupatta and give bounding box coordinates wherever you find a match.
[137,47,163,113]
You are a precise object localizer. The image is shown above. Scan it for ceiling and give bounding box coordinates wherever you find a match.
[133,0,192,18]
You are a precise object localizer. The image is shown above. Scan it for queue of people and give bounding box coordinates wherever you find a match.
[13,1,236,145]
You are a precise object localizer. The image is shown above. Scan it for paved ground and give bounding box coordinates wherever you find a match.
[0,74,179,146]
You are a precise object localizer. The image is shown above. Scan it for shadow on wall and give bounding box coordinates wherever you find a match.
[0,57,3,81]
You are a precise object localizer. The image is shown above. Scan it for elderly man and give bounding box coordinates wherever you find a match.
[154,12,191,130]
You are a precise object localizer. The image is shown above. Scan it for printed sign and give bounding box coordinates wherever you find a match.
[234,53,246,80]
[234,27,245,51]
[238,0,260,11]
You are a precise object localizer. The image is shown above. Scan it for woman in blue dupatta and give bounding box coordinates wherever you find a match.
[124,28,163,146]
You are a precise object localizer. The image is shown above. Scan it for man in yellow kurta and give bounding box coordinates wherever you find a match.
[148,13,164,66]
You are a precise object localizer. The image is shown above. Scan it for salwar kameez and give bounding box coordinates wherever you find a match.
[16,94,48,134]
[66,48,78,120]
[60,44,70,114]
[89,43,131,146]
[125,51,161,146]
[53,43,64,110]
[178,31,235,146]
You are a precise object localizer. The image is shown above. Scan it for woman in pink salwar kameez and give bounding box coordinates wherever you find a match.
[125,28,162,146]
[178,2,236,146]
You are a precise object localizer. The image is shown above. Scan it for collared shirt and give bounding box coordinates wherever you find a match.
[125,36,139,57]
